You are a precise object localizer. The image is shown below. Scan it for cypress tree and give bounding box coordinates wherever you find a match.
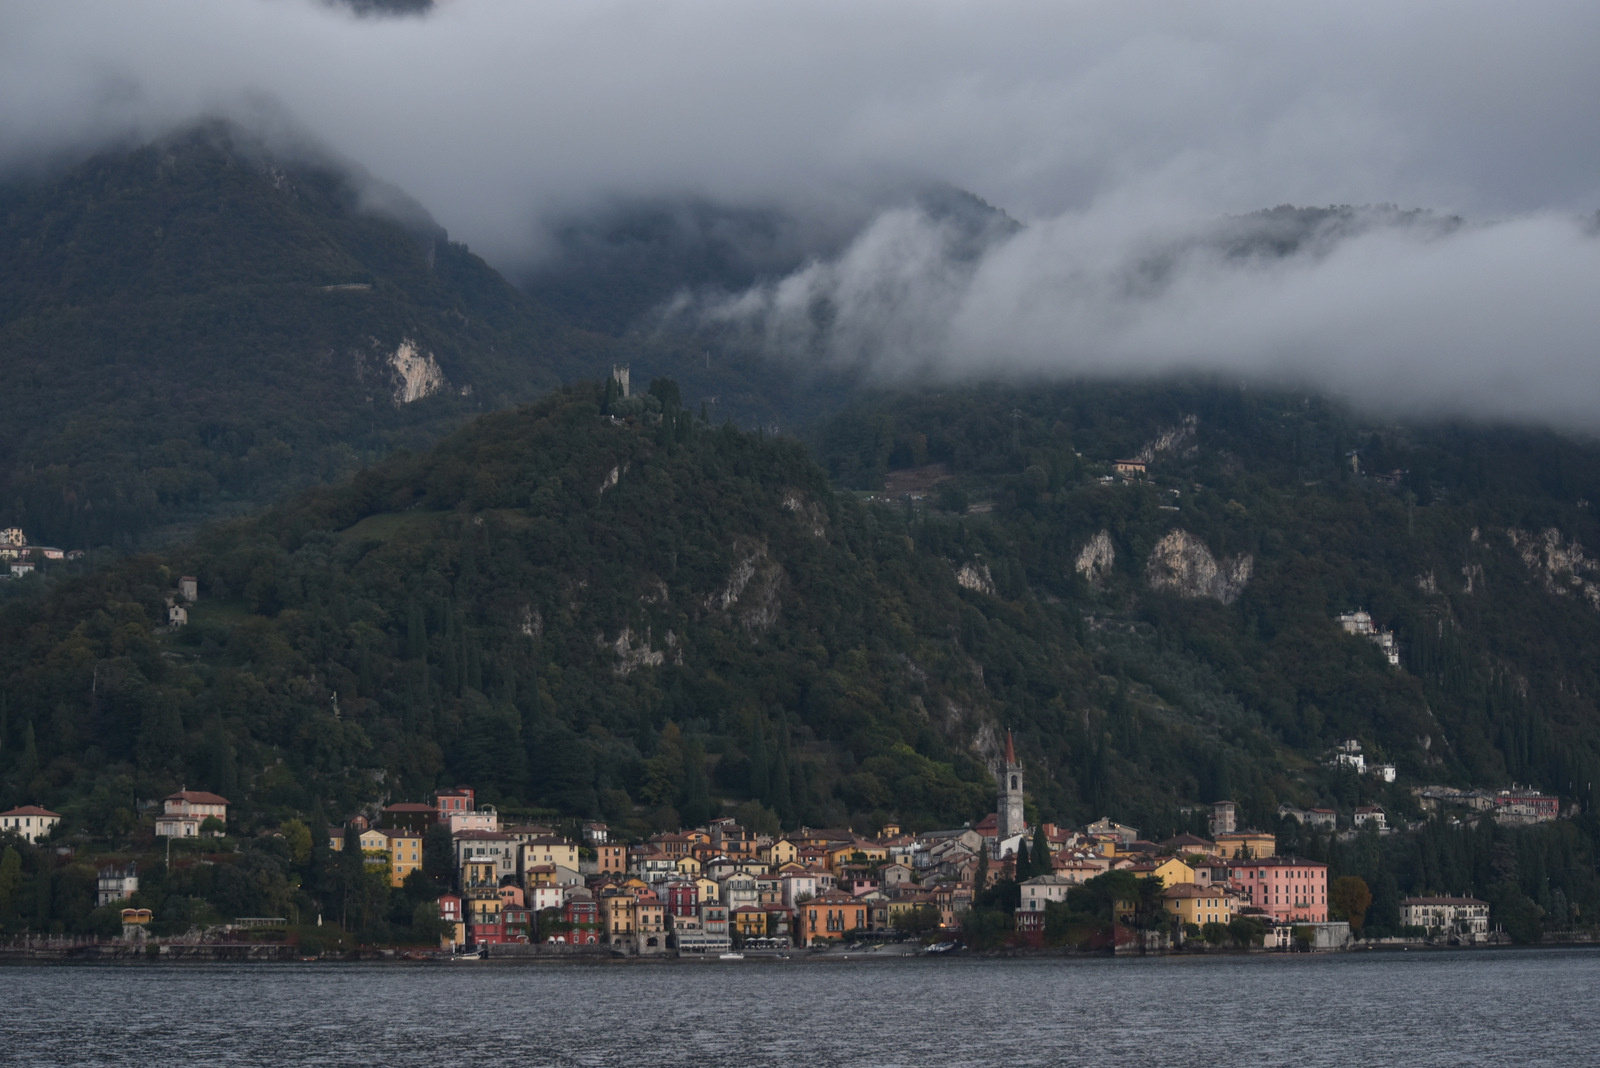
[749,716,770,801]
[1016,837,1032,881]
[0,846,22,918]
[20,721,38,782]
[465,634,483,693]
[772,748,793,826]
[441,610,460,696]
[406,603,427,661]
[1032,825,1051,878]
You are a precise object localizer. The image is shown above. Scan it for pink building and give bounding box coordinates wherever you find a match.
[1229,857,1329,922]
[435,787,475,819]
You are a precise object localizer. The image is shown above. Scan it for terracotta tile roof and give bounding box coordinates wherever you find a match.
[2,805,61,818]
[164,790,229,806]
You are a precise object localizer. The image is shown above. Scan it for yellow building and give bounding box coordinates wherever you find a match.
[694,876,721,905]
[1153,857,1196,888]
[636,892,667,949]
[462,858,501,926]
[601,889,637,944]
[520,835,578,871]
[676,855,704,878]
[1214,832,1276,860]
[731,906,766,939]
[827,841,887,871]
[765,839,800,868]
[385,829,423,888]
[359,828,390,875]
[1091,834,1120,857]
[887,894,939,927]
[1163,883,1237,927]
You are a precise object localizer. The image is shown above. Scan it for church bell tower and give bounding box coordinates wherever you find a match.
[998,730,1025,844]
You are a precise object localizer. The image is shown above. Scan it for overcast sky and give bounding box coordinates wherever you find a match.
[5,0,1600,424]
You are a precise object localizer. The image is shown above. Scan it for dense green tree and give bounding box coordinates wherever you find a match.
[1330,875,1373,934]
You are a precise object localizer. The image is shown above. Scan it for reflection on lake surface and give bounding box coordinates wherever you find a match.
[3,949,1596,1067]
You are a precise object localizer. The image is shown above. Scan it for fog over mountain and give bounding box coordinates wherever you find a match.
[6,0,1600,424]
[691,205,1600,429]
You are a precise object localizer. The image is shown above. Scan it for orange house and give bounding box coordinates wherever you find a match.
[731,905,767,939]
[799,889,868,945]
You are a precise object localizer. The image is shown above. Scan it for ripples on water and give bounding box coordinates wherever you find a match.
[3,949,1596,1067]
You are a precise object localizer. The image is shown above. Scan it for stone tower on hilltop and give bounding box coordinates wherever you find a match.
[998,730,1025,844]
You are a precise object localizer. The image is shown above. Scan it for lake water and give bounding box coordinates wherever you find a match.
[3,949,1596,1066]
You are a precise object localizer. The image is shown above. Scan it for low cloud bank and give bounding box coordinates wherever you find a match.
[6,1,1600,425]
[693,206,1600,429]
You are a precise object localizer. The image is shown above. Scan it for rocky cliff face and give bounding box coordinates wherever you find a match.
[706,539,786,634]
[1075,530,1116,586]
[1146,529,1253,604]
[954,561,996,595]
[1134,413,1199,463]
[387,338,447,405]
[1507,527,1600,609]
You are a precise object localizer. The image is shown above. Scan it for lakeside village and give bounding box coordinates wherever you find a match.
[3,732,1563,960]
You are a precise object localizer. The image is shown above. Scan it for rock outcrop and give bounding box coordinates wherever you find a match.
[600,627,666,674]
[387,338,446,405]
[1135,414,1199,463]
[1075,530,1116,586]
[954,561,996,596]
[782,490,828,538]
[1146,530,1253,604]
[706,540,785,633]
[1507,528,1600,609]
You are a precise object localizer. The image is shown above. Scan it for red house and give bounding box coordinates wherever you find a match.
[502,906,533,943]
[435,787,475,819]
[663,880,699,918]
[563,889,600,944]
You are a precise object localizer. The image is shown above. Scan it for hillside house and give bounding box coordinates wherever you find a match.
[97,863,139,907]
[1494,787,1559,822]
[1336,611,1401,666]
[1,805,61,843]
[155,790,229,838]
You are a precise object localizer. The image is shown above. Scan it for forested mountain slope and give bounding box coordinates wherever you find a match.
[0,122,594,548]
[6,378,1600,848]
[2,382,1057,836]
[813,381,1600,810]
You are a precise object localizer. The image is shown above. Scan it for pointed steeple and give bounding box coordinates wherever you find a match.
[997,730,1025,845]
